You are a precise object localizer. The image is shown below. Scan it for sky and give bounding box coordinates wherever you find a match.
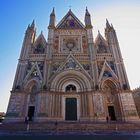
[0,0,140,112]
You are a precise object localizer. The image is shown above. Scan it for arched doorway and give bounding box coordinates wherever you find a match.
[102,80,119,121]
[50,70,92,92]
[65,98,77,120]
[27,84,37,121]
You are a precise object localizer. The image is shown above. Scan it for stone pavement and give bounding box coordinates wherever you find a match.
[0,131,140,140]
[0,129,140,136]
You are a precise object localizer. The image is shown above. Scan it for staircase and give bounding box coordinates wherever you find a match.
[0,121,140,132]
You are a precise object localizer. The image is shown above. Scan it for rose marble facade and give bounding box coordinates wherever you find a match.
[5,8,139,122]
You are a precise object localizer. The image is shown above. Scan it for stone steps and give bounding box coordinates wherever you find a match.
[0,122,140,132]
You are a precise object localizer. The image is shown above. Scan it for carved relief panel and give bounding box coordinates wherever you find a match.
[59,35,82,53]
[53,35,59,53]
[82,36,88,53]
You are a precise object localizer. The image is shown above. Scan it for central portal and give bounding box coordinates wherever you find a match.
[65,98,77,120]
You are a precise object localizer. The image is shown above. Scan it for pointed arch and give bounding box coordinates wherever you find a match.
[100,79,119,93]
[24,78,41,93]
[32,33,47,54]
[100,79,122,121]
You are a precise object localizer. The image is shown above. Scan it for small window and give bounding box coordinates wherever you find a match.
[65,84,76,92]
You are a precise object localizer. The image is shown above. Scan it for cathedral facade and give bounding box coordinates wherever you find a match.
[5,9,139,122]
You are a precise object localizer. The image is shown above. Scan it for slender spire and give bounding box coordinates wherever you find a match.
[26,20,35,33]
[106,18,111,28]
[31,19,35,28]
[85,7,92,28]
[85,7,90,16]
[51,7,55,16]
[49,8,56,28]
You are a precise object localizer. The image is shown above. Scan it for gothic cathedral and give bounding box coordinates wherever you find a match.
[5,9,139,122]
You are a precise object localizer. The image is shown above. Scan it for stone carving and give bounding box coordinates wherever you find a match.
[29,85,37,104]
[82,36,88,53]
[52,63,60,73]
[60,37,80,53]
[97,43,107,53]
[56,30,85,35]
[120,93,136,112]
[34,44,45,54]
[97,61,104,75]
[59,15,83,29]
[93,94,104,114]
[26,61,44,78]
[108,61,116,73]
[64,59,77,70]
[103,70,112,77]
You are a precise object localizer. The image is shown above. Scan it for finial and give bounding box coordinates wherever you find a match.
[69,5,72,11]
[41,30,43,34]
[51,7,55,16]
[31,19,35,28]
[106,18,111,28]
[52,7,55,14]
[85,7,90,16]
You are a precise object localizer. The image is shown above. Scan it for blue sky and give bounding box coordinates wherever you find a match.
[0,0,140,112]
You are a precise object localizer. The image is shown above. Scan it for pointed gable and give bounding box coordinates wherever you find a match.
[54,53,91,79]
[24,62,43,83]
[95,31,107,46]
[56,9,85,29]
[98,60,118,83]
[95,31,109,53]
[33,32,47,54]
[34,32,47,47]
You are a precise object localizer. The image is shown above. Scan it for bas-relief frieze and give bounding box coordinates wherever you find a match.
[39,96,46,113]
[93,94,104,115]
[55,30,86,36]
[59,35,82,53]
[8,94,23,112]
[120,93,137,113]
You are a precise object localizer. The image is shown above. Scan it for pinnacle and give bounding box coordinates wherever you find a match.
[31,19,35,28]
[106,18,111,28]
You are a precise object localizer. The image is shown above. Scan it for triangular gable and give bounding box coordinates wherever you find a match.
[33,33,47,47]
[56,10,85,29]
[98,60,118,83]
[23,62,43,83]
[95,32,108,46]
[55,53,91,79]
